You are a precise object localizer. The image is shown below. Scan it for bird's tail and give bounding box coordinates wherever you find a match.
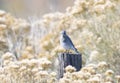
[73,47,79,54]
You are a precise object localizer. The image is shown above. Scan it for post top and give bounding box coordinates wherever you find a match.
[58,52,82,56]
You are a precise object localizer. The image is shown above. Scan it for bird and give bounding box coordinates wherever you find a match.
[60,30,79,53]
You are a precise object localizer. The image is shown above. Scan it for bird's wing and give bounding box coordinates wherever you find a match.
[65,35,75,48]
[66,35,79,53]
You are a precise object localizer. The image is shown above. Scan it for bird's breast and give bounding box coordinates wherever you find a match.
[60,35,65,42]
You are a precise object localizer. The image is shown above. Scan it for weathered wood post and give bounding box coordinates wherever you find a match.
[58,53,82,79]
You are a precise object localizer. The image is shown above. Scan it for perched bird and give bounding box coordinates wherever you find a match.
[60,30,79,53]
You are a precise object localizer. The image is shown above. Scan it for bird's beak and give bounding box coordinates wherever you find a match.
[60,30,66,34]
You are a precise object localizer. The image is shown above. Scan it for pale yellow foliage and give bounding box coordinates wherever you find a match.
[0,0,120,82]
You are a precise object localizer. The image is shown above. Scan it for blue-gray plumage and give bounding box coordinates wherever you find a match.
[60,30,79,53]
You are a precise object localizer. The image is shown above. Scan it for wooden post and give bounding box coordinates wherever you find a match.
[58,53,82,79]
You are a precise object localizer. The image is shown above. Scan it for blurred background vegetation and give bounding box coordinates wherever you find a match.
[0,0,74,18]
[0,0,120,82]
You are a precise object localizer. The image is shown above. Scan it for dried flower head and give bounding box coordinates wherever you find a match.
[65,65,76,73]
[105,76,113,82]
[35,71,48,78]
[105,70,114,76]
[0,24,7,31]
[19,59,29,66]
[39,58,52,70]
[19,66,27,72]
[82,66,96,75]
[2,52,15,60]
[9,64,19,70]
[0,17,6,24]
[31,68,39,74]
[87,76,100,83]
[28,59,38,68]
[21,51,34,59]
[50,72,57,77]
[105,0,116,10]
[94,0,105,5]
[59,77,71,83]
[93,5,105,14]
[97,61,108,69]
[25,46,33,53]
[115,75,120,82]
[0,10,6,16]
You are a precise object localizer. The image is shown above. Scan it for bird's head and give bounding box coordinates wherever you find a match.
[60,30,66,35]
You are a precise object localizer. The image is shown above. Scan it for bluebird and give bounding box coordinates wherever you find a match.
[60,30,79,53]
